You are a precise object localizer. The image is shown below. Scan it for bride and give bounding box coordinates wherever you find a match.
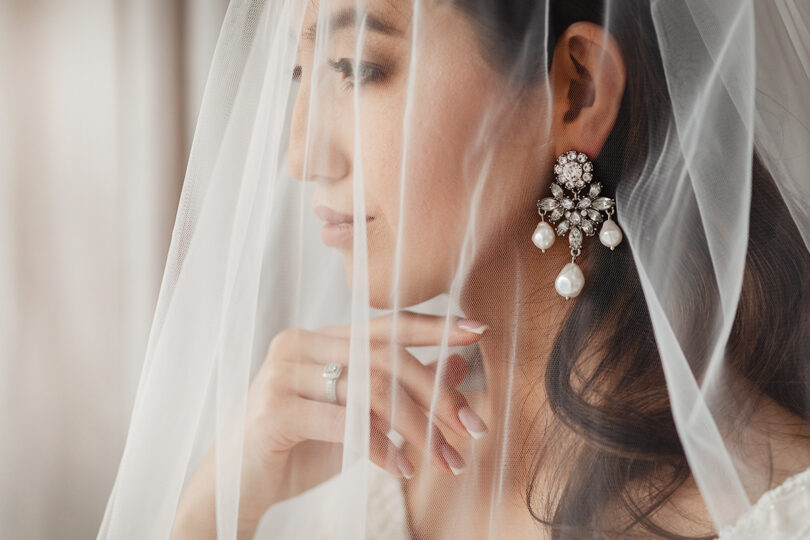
[99,0,810,539]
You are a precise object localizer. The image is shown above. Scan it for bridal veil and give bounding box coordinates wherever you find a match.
[98,0,810,538]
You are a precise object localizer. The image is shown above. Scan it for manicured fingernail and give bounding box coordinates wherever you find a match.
[396,452,415,479]
[387,429,405,449]
[458,406,488,439]
[440,444,465,475]
[456,319,488,334]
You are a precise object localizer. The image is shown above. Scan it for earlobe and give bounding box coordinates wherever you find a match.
[550,23,627,159]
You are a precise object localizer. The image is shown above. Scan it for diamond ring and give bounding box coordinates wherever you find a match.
[322,362,343,404]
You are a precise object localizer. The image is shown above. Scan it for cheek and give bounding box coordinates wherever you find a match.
[350,22,535,304]
[347,91,477,305]
[400,67,503,254]
[356,52,504,264]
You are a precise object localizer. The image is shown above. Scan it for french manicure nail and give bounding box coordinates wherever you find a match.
[458,406,488,439]
[440,444,465,475]
[457,319,488,334]
[387,429,405,449]
[396,452,415,479]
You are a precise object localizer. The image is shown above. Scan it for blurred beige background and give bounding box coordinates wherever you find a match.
[0,1,228,538]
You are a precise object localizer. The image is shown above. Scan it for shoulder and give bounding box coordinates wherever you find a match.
[616,464,810,540]
[717,466,810,540]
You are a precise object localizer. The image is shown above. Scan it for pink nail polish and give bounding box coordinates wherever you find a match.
[396,452,415,479]
[458,406,488,439]
[440,444,465,475]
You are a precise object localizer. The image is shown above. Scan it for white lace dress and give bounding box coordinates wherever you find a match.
[716,467,810,540]
[257,464,810,539]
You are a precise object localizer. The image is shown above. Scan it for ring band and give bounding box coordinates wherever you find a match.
[322,362,343,404]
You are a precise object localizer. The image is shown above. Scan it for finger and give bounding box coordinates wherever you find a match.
[285,398,347,444]
[291,363,436,450]
[374,349,484,441]
[367,374,464,475]
[430,353,469,389]
[290,349,486,442]
[291,361,349,405]
[293,365,435,451]
[434,355,487,440]
[282,327,485,441]
[286,398,413,479]
[370,413,406,450]
[316,310,488,346]
[295,366,461,474]
[369,427,415,479]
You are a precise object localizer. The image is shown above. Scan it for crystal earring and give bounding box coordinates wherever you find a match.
[532,150,623,299]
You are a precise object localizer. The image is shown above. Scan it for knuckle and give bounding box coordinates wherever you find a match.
[370,344,395,369]
[248,392,285,435]
[369,342,385,359]
[268,328,304,359]
[267,330,290,357]
[369,371,392,400]
[264,363,287,390]
[270,414,298,447]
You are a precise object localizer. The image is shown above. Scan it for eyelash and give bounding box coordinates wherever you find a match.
[291,58,389,89]
[328,57,389,89]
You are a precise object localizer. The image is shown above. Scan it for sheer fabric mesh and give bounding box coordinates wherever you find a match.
[98,1,810,538]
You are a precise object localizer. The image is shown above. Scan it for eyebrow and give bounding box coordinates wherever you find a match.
[303,7,403,41]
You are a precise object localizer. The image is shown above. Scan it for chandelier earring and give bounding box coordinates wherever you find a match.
[532,150,623,299]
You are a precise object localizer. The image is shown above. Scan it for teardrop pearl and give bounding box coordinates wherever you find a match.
[599,218,623,250]
[532,221,555,252]
[554,262,585,299]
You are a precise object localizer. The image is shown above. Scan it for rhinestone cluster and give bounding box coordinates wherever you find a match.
[537,151,615,252]
[532,150,623,299]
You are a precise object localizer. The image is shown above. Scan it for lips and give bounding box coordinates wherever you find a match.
[313,204,374,247]
[313,205,355,224]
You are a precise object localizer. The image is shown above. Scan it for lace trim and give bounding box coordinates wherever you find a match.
[366,464,410,539]
[717,466,810,539]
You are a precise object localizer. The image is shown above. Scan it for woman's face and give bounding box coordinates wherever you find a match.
[287,0,553,308]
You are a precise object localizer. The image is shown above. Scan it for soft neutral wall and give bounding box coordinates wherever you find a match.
[0,1,228,538]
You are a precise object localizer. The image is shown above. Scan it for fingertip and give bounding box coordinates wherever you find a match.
[396,452,415,479]
[458,406,488,440]
[440,444,465,475]
[456,319,489,335]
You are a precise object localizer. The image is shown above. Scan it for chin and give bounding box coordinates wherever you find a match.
[343,256,440,310]
[342,263,395,310]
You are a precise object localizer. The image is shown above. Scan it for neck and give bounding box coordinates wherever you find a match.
[457,214,592,474]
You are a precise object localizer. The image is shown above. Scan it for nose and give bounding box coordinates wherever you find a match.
[286,77,351,182]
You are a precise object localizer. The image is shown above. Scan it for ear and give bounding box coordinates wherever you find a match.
[549,22,626,159]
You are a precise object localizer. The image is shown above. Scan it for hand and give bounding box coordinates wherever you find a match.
[171,311,489,539]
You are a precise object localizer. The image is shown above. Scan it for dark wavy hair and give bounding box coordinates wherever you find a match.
[452,1,810,538]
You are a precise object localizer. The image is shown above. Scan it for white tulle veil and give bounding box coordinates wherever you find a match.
[97,0,810,538]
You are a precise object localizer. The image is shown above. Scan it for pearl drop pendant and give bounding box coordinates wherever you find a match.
[554,262,585,299]
[536,150,622,300]
[532,221,555,252]
[599,218,623,250]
